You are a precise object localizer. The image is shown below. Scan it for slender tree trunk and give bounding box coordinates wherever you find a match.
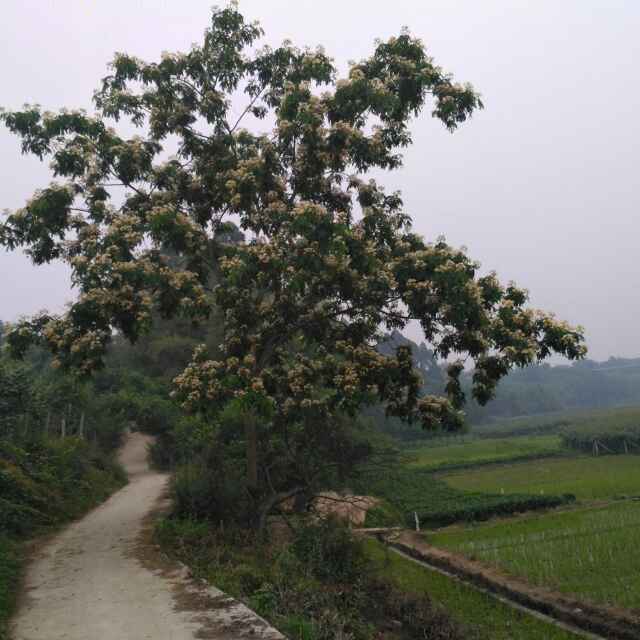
[246,419,258,490]
[257,487,304,534]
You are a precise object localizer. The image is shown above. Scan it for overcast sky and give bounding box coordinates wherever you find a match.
[1,0,638,361]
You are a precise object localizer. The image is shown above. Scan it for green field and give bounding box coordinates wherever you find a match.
[471,405,640,440]
[407,435,563,471]
[429,500,640,610]
[355,467,573,528]
[369,408,640,615]
[365,538,580,639]
[441,454,640,501]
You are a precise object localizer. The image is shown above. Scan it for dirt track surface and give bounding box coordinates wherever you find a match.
[12,432,283,640]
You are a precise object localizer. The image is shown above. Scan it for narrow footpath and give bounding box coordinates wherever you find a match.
[11,432,283,640]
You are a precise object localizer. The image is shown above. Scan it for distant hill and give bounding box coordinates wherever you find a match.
[372,332,640,439]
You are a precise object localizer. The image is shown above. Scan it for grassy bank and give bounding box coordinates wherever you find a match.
[0,437,126,639]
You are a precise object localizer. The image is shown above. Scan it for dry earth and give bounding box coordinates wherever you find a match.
[11,432,284,640]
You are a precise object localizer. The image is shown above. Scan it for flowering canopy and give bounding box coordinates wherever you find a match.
[1,6,585,436]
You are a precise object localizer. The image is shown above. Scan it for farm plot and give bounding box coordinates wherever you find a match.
[364,538,581,639]
[429,499,640,610]
[354,467,573,528]
[470,404,640,440]
[406,435,563,472]
[441,455,640,501]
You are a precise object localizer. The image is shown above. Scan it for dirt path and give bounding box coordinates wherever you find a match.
[11,432,283,640]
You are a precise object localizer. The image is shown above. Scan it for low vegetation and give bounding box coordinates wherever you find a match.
[469,404,640,440]
[560,406,640,455]
[354,467,574,529]
[155,516,471,640]
[364,538,580,639]
[405,435,563,472]
[429,500,640,610]
[441,454,640,501]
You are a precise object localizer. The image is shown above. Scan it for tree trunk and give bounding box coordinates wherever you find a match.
[246,419,258,490]
[257,487,305,534]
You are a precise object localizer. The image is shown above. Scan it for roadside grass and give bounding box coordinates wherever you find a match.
[428,500,640,610]
[363,538,580,639]
[406,435,564,472]
[155,516,473,640]
[440,454,640,501]
[0,537,21,640]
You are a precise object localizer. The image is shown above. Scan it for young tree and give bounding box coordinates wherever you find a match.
[1,6,585,525]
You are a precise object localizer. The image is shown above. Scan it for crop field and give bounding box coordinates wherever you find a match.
[364,538,580,639]
[356,467,573,528]
[428,500,640,610]
[471,404,640,439]
[406,435,563,472]
[440,454,640,501]
[367,406,640,614]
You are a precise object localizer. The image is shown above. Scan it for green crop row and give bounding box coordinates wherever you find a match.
[561,427,640,455]
[429,500,640,610]
[405,435,564,472]
[353,467,574,529]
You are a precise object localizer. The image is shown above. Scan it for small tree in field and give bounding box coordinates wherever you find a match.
[1,6,585,527]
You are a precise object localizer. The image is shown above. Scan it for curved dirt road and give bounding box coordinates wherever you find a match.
[12,432,283,640]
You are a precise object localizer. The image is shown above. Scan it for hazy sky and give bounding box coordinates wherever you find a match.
[1,0,638,361]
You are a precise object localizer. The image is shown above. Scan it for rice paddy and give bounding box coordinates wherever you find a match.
[429,499,640,609]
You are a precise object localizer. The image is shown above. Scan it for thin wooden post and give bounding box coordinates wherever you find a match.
[79,412,85,438]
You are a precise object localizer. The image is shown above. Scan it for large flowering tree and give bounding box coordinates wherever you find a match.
[1,6,585,524]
